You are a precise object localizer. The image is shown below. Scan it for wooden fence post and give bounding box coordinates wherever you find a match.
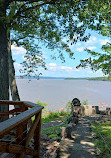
[15,106,28,158]
[34,111,42,158]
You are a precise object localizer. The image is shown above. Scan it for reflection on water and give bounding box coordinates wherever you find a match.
[13,79,111,111]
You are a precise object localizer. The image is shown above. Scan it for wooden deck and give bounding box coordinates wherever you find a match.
[0,100,43,158]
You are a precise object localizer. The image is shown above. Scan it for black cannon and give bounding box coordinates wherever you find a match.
[71,98,81,118]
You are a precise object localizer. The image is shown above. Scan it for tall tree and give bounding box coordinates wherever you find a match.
[0,1,9,118]
[0,0,110,111]
[8,37,20,102]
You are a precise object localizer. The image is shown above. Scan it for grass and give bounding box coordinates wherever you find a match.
[42,110,70,123]
[41,110,71,141]
[36,99,89,141]
[92,119,111,158]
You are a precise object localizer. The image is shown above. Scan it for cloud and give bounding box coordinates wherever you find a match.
[48,63,79,72]
[76,43,81,46]
[14,63,22,75]
[99,39,110,45]
[76,36,110,52]
[60,66,72,70]
[88,70,94,74]
[14,63,22,69]
[67,43,74,49]
[59,66,73,72]
[42,50,49,59]
[48,63,57,71]
[87,69,103,76]
[85,36,110,46]
[87,46,96,50]
[11,45,26,55]
[76,47,84,52]
[76,38,97,52]
[49,63,57,66]
[85,36,97,46]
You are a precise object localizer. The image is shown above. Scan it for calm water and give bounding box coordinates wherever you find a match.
[15,79,111,111]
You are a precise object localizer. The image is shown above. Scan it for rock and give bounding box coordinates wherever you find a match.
[106,108,111,115]
[70,116,78,125]
[61,126,72,139]
[92,133,96,138]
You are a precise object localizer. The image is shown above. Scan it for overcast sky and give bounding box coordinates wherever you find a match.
[12,30,110,78]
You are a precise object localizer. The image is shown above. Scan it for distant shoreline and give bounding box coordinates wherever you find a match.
[16,76,111,81]
[87,76,111,82]
[64,77,87,80]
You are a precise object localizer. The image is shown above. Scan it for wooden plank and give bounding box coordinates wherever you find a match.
[25,113,40,147]
[0,108,21,118]
[15,105,28,146]
[0,142,7,152]
[0,106,43,137]
[0,100,24,106]
[0,142,38,156]
[16,123,26,145]
[18,152,25,158]
[24,101,43,108]
[0,100,43,108]
[25,147,38,156]
[34,112,42,158]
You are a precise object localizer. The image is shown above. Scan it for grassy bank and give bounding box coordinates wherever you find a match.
[42,110,70,123]
[37,100,88,141]
[41,110,70,141]
[92,118,111,158]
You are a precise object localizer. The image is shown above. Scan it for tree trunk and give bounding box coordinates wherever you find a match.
[0,2,9,121]
[8,37,20,103]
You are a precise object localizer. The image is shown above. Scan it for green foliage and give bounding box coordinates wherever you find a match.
[92,119,111,158]
[42,110,70,123]
[66,101,72,111]
[36,101,47,112]
[66,100,89,107]
[41,110,70,141]
[8,0,90,75]
[0,0,110,76]
[43,126,62,141]
[77,42,111,75]
[87,76,111,81]
[81,100,88,105]
[107,72,111,81]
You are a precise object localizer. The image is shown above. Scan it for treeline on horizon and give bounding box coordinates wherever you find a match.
[16,75,111,81]
[87,76,111,81]
[65,75,111,81]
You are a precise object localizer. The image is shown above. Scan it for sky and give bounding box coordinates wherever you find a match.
[12,30,110,78]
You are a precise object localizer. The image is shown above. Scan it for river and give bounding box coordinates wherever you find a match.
[13,79,111,111]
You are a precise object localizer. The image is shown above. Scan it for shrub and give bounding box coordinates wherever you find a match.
[36,101,47,112]
[81,99,88,105]
[66,101,71,111]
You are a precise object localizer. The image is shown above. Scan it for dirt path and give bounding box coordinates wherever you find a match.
[53,116,98,158]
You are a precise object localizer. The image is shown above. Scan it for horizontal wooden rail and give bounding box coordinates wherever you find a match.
[0,100,44,158]
[0,106,43,137]
[0,108,21,118]
[0,100,25,106]
[0,100,39,108]
[0,142,38,156]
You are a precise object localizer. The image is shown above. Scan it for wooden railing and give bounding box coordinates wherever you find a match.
[0,100,43,158]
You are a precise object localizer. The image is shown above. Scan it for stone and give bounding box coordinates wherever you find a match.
[70,116,78,125]
[62,126,72,139]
